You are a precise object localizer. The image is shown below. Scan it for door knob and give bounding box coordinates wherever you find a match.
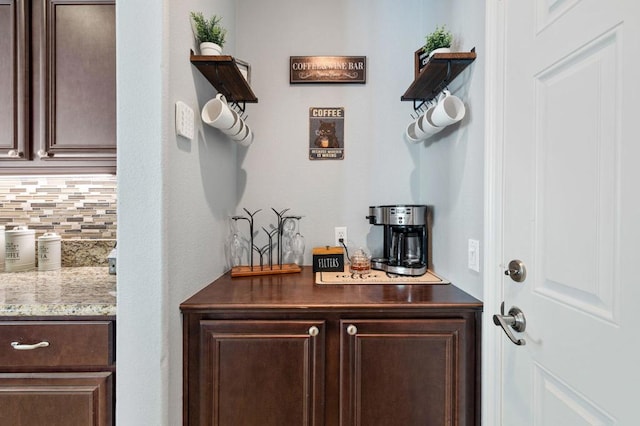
[493,301,526,346]
[504,259,526,282]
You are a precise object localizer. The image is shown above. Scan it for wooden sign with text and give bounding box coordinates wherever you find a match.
[290,56,366,83]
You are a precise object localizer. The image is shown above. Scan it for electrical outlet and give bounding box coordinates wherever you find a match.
[334,227,347,246]
[468,239,480,272]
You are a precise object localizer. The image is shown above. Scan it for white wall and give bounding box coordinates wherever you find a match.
[420,0,486,300]
[234,0,429,255]
[116,0,485,424]
[116,0,166,424]
[117,0,237,425]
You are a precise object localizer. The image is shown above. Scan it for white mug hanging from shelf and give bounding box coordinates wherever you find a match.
[201,93,235,129]
[430,89,466,127]
[405,89,465,143]
[233,124,253,147]
[221,109,243,136]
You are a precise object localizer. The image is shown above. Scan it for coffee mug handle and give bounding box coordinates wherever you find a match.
[437,89,450,102]
[216,93,227,104]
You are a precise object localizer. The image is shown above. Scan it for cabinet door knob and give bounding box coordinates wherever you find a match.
[11,341,50,351]
[346,324,358,336]
[308,326,319,337]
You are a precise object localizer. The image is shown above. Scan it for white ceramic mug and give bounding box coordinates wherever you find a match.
[201,94,235,130]
[405,121,423,143]
[431,90,466,127]
[415,105,444,139]
[221,109,243,136]
[237,125,254,147]
[232,122,254,146]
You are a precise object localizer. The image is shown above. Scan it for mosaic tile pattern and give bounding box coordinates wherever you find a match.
[0,176,117,240]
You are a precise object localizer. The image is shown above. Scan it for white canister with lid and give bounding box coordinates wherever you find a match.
[5,226,36,272]
[38,232,61,271]
[0,225,4,272]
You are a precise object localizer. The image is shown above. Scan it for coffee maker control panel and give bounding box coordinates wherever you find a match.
[367,205,426,226]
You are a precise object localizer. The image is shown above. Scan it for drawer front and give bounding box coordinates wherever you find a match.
[0,321,114,368]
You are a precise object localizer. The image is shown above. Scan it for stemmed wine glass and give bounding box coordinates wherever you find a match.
[281,218,296,264]
[226,221,245,268]
[291,218,305,265]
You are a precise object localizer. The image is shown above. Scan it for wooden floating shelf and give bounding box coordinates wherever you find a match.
[401,49,477,103]
[231,263,302,278]
[190,51,258,103]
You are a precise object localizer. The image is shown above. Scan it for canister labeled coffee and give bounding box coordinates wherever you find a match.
[38,232,61,271]
[5,226,35,272]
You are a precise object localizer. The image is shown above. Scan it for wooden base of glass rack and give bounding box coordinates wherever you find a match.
[231,263,302,277]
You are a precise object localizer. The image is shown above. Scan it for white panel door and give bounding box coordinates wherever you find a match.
[499,0,640,424]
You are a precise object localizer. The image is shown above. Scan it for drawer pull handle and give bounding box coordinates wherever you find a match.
[308,326,319,337]
[346,324,358,336]
[11,341,50,351]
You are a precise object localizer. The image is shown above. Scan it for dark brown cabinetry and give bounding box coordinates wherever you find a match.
[0,0,116,174]
[0,318,116,425]
[181,267,482,426]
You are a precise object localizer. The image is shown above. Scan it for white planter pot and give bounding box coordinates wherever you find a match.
[199,42,222,56]
[428,47,451,57]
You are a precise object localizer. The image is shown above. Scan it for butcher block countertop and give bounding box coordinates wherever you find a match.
[0,267,116,316]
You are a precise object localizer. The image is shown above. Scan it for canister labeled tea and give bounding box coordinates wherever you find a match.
[5,226,35,272]
[38,232,61,271]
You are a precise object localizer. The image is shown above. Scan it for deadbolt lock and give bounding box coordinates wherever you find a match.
[504,259,526,282]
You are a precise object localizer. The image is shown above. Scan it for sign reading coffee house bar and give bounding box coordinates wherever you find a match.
[290,56,366,83]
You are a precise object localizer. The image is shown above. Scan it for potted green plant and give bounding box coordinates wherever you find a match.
[423,25,453,57]
[190,12,227,55]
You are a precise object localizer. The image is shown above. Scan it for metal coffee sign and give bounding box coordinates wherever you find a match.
[309,107,344,160]
[290,56,366,83]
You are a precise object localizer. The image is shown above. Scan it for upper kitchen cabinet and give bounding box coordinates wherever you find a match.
[0,1,29,165]
[0,0,116,175]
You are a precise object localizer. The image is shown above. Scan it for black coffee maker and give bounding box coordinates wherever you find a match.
[366,205,428,276]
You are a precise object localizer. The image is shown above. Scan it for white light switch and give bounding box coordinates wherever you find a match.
[175,101,194,140]
[468,239,480,272]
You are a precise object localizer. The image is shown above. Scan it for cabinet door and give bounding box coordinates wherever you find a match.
[340,318,477,426]
[198,320,325,426]
[0,372,113,426]
[30,0,116,171]
[0,0,29,161]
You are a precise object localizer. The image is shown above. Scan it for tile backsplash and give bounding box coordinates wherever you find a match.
[0,175,117,239]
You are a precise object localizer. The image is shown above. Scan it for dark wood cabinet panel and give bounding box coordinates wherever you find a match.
[0,321,114,369]
[0,318,115,425]
[0,372,113,426]
[0,0,29,160]
[181,267,482,426]
[197,320,325,426]
[37,1,116,157]
[340,319,475,426]
[0,0,116,174]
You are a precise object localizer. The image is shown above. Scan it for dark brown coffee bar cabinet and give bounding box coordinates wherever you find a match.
[181,267,482,426]
[0,0,116,174]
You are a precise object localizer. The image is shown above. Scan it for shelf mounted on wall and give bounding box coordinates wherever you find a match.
[190,50,258,113]
[401,48,476,112]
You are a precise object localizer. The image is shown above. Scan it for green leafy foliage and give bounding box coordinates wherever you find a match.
[190,12,227,47]
[423,25,453,55]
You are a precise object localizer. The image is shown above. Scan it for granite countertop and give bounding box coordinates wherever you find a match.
[0,267,116,316]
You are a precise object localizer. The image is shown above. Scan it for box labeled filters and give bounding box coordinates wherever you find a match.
[312,246,344,272]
